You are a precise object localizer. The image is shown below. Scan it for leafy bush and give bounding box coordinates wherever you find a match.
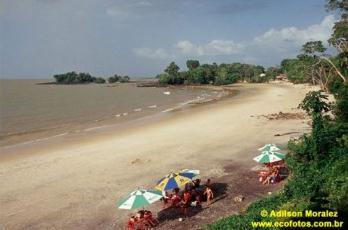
[53,72,97,84]
[208,195,284,230]
[119,76,130,83]
[158,73,171,85]
[108,75,120,83]
[108,75,130,83]
[94,77,106,84]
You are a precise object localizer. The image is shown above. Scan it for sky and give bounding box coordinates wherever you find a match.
[0,0,337,79]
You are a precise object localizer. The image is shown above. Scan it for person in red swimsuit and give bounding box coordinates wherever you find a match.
[181,190,191,217]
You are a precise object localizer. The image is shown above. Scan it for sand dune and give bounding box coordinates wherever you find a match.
[0,83,316,229]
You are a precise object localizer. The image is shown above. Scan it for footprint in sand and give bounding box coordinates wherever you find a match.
[131,158,151,165]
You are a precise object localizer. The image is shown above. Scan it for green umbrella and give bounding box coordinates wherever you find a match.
[117,189,162,210]
[258,144,281,152]
[253,150,285,164]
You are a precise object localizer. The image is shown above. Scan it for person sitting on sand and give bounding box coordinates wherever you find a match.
[270,167,279,183]
[126,215,136,230]
[181,190,191,217]
[143,210,159,227]
[203,186,214,205]
[263,170,277,185]
[170,192,181,207]
[190,188,201,206]
[192,179,201,189]
[161,190,171,207]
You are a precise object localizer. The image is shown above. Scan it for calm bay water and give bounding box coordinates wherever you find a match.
[0,80,221,147]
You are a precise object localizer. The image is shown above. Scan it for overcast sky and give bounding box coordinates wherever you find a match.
[0,0,336,79]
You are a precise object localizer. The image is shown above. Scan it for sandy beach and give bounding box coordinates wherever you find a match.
[0,83,316,230]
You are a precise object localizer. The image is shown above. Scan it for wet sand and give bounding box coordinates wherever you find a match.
[0,83,316,229]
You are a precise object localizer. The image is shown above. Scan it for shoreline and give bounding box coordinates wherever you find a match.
[0,84,236,161]
[0,83,316,229]
[0,83,229,146]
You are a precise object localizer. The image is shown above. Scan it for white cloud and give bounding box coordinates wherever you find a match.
[176,39,243,56]
[176,40,195,54]
[132,48,169,59]
[132,15,336,65]
[253,15,335,47]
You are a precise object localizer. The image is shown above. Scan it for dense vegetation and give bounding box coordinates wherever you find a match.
[53,72,129,84]
[209,1,348,229]
[157,60,281,86]
[53,72,104,84]
[108,74,130,83]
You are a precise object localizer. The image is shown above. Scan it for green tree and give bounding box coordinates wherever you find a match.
[299,91,330,158]
[94,77,106,84]
[335,85,348,121]
[186,60,200,71]
[326,0,348,82]
[157,73,171,85]
[108,74,120,83]
[165,61,180,84]
[119,76,130,83]
[301,41,327,54]
[266,67,281,80]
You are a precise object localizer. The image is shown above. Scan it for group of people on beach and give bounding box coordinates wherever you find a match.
[126,178,214,230]
[127,210,159,229]
[161,179,214,216]
[258,164,284,185]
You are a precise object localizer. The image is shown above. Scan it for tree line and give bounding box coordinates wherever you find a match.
[157,60,282,86]
[53,72,130,84]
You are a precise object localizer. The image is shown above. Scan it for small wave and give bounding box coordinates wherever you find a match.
[122,112,128,116]
[84,125,110,132]
[148,105,157,109]
[3,132,68,149]
[180,99,198,106]
[115,114,121,117]
[161,108,176,113]
[133,108,142,112]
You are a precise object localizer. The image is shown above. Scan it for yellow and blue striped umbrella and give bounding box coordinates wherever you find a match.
[155,169,199,191]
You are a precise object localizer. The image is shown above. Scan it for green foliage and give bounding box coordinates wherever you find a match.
[301,41,327,54]
[251,65,265,81]
[299,91,330,115]
[108,74,120,83]
[208,195,285,230]
[108,74,130,83]
[186,60,200,71]
[157,73,171,85]
[326,0,348,11]
[335,85,348,121]
[94,77,106,84]
[159,60,270,85]
[165,61,180,77]
[214,67,239,85]
[53,72,100,84]
[266,67,281,80]
[119,76,130,83]
[281,58,309,83]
